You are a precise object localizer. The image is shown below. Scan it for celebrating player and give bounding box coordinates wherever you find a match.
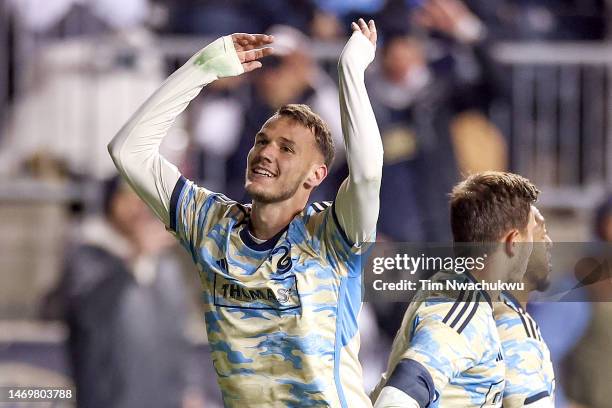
[371,172,539,407]
[494,207,556,407]
[108,19,382,407]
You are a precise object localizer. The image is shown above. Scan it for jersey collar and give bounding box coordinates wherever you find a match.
[239,222,289,252]
[500,290,523,311]
[464,271,493,308]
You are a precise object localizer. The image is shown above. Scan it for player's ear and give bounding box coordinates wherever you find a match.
[502,229,521,257]
[304,164,328,189]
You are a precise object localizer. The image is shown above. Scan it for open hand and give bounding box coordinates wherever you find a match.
[414,0,483,43]
[351,18,377,48]
[231,33,274,72]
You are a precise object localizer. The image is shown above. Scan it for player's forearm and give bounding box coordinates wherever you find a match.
[334,31,383,243]
[338,32,383,184]
[108,36,242,225]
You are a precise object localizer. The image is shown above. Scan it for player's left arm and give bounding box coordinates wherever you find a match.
[334,19,383,246]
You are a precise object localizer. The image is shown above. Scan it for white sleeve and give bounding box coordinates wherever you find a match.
[374,386,421,408]
[334,31,383,245]
[107,36,243,226]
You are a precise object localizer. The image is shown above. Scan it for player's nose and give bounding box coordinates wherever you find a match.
[257,143,276,163]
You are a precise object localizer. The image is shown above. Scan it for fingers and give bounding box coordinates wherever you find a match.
[358,18,370,38]
[231,33,273,72]
[413,8,435,29]
[435,0,469,17]
[242,61,263,73]
[368,19,377,45]
[232,33,274,51]
[415,0,465,32]
[351,18,377,46]
[238,47,273,63]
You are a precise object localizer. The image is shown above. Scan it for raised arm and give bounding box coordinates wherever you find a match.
[108,34,272,225]
[334,19,384,245]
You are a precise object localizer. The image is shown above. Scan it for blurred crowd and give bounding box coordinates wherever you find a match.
[0,0,611,407]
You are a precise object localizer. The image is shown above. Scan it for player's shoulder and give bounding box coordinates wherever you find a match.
[299,201,334,232]
[417,289,493,338]
[495,292,544,343]
[177,178,251,226]
[204,192,250,221]
[303,201,333,220]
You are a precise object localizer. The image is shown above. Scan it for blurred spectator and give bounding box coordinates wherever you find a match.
[366,0,506,243]
[0,3,11,144]
[9,0,150,32]
[0,30,185,180]
[593,195,612,242]
[192,25,343,202]
[43,177,197,408]
[366,30,434,242]
[0,0,188,180]
[464,0,608,40]
[561,194,612,408]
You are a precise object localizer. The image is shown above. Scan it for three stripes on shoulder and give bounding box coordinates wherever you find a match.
[503,299,543,341]
[311,201,332,213]
[441,289,483,334]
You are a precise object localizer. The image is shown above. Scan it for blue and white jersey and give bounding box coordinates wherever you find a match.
[169,177,372,407]
[494,292,555,407]
[371,271,505,407]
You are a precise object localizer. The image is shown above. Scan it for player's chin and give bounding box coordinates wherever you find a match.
[245,182,275,202]
[246,175,275,189]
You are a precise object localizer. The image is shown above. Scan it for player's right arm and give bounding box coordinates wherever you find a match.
[107,34,272,226]
[333,19,383,247]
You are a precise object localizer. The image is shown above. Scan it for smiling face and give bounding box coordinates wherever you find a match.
[245,115,327,204]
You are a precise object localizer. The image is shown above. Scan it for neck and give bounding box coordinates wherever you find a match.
[508,279,534,309]
[468,268,500,305]
[250,198,306,240]
[469,248,525,305]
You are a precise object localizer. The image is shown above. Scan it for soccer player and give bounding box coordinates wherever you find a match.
[371,172,539,408]
[494,206,555,407]
[108,19,383,408]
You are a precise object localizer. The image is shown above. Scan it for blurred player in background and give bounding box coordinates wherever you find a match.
[371,172,539,408]
[494,206,555,407]
[108,18,382,408]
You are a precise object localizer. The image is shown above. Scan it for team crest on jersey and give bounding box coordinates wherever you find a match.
[213,274,300,310]
[270,244,293,274]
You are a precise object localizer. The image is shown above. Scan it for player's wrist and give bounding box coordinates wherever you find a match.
[338,31,375,72]
[190,36,243,79]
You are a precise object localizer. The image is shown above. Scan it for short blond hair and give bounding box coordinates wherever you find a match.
[275,104,334,167]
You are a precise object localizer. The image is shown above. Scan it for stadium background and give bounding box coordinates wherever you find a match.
[0,0,611,407]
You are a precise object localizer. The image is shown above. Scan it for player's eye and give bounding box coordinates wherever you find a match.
[281,146,294,153]
[256,139,267,146]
